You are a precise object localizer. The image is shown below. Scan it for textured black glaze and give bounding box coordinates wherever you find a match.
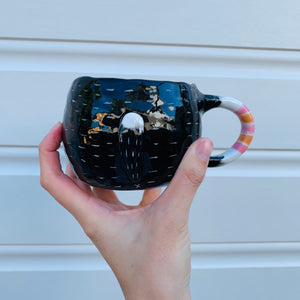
[208,156,224,167]
[63,77,206,190]
[198,95,222,112]
[199,95,223,167]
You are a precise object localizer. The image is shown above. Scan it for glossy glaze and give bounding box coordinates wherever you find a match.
[63,77,254,190]
[63,77,203,189]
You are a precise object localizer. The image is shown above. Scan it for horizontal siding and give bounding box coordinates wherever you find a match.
[2,243,300,272]
[0,0,300,50]
[1,174,298,244]
[1,0,299,298]
[1,147,300,177]
[1,244,300,300]
[1,268,300,300]
[0,270,123,300]
[192,267,300,300]
[0,148,299,244]
[0,40,300,149]
[0,33,299,298]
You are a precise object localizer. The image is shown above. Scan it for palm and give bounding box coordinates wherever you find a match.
[66,162,161,212]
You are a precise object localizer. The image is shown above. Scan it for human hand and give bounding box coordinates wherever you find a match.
[39,122,213,300]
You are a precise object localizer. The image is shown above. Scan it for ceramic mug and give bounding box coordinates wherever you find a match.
[63,77,254,190]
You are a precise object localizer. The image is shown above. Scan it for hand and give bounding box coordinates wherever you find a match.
[39,122,213,300]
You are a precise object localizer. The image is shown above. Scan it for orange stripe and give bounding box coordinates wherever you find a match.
[239,112,254,124]
[238,134,253,145]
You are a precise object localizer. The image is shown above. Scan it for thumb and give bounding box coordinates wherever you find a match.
[159,138,213,214]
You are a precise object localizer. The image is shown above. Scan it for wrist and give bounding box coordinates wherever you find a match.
[119,274,191,300]
[123,285,191,300]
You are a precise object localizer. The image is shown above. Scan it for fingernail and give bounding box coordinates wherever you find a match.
[196,138,213,162]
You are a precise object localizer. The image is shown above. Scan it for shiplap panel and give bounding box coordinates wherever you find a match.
[0,175,89,245]
[1,244,300,300]
[190,177,300,243]
[2,147,299,177]
[0,270,123,300]
[0,148,299,244]
[1,40,300,78]
[1,71,299,149]
[0,40,300,149]
[192,267,300,300]
[1,267,300,300]
[2,243,300,272]
[0,0,300,50]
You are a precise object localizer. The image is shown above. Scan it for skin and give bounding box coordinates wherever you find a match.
[39,122,213,300]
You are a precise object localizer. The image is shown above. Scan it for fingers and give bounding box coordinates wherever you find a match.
[39,122,65,187]
[65,162,121,205]
[139,187,162,207]
[65,162,77,180]
[65,163,92,194]
[158,138,213,215]
[39,122,106,219]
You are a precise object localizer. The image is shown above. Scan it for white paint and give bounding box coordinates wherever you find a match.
[0,149,299,244]
[215,147,241,164]
[120,112,144,134]
[1,147,299,177]
[0,42,299,148]
[0,0,300,49]
[1,40,300,79]
[1,242,300,272]
[219,96,243,112]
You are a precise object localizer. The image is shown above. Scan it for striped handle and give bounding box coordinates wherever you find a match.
[202,95,255,167]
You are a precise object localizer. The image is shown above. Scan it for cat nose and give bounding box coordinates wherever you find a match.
[119,112,145,184]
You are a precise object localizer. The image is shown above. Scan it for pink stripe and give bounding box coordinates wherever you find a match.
[233,142,248,154]
[236,105,249,116]
[241,124,255,135]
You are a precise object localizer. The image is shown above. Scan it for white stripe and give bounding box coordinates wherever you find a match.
[219,96,243,112]
[216,147,241,165]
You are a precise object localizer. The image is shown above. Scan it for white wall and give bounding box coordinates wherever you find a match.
[0,1,300,299]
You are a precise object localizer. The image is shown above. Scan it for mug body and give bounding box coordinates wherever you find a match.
[63,77,203,190]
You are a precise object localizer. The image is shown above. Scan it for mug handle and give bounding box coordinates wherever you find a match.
[199,95,255,167]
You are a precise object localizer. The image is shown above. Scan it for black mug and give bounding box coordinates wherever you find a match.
[63,77,254,190]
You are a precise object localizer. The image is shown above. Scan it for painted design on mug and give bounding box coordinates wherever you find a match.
[234,105,255,154]
[63,78,196,190]
[63,78,255,189]
[219,97,255,164]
